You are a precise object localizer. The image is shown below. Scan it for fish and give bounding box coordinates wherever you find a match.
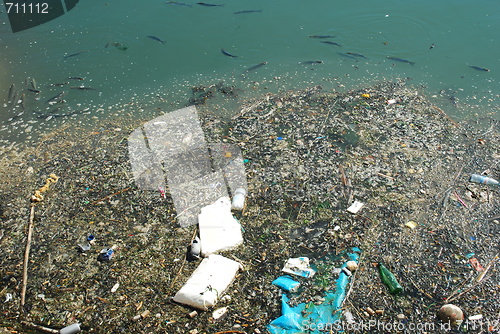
[68,77,85,80]
[386,56,415,65]
[43,113,64,120]
[46,91,65,104]
[147,35,166,44]
[64,108,90,117]
[449,95,458,106]
[34,111,47,119]
[8,84,14,103]
[469,65,490,72]
[234,9,262,14]
[165,1,193,6]
[10,91,17,105]
[244,62,268,72]
[321,41,342,47]
[221,48,238,58]
[8,111,24,122]
[19,93,26,110]
[27,88,41,93]
[50,82,69,86]
[196,2,224,6]
[30,78,37,90]
[50,107,64,114]
[70,86,99,91]
[337,52,357,60]
[109,42,128,51]
[309,35,336,39]
[105,42,127,49]
[300,60,323,64]
[63,50,89,59]
[346,52,368,59]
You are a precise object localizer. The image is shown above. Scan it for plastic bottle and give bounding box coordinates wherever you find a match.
[470,174,499,187]
[231,188,247,210]
[190,236,201,259]
[377,263,403,295]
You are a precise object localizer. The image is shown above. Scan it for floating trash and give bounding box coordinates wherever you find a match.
[1,80,499,333]
[438,304,464,326]
[346,200,364,214]
[377,263,403,295]
[98,248,114,262]
[282,257,316,278]
[470,174,499,187]
[272,276,300,292]
[198,197,243,257]
[269,248,361,334]
[173,255,242,311]
[59,323,81,334]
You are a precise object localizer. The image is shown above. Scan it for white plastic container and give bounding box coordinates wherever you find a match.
[199,197,243,256]
[231,188,247,210]
[59,323,81,334]
[173,254,242,310]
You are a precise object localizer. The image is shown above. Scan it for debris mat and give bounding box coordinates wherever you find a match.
[0,80,499,333]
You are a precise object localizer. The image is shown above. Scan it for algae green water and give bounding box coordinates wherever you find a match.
[0,0,499,146]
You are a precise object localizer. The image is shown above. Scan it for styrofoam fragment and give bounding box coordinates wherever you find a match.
[347,200,364,214]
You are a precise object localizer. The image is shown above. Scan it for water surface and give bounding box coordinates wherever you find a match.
[1,0,499,146]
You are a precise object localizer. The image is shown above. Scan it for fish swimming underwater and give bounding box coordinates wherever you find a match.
[147,35,166,44]
[70,86,99,91]
[63,50,89,59]
[46,91,65,104]
[469,65,490,72]
[221,48,238,58]
[7,84,14,103]
[165,1,193,7]
[244,62,268,72]
[321,41,342,47]
[197,2,224,6]
[309,35,336,39]
[346,52,368,59]
[234,9,262,14]
[337,52,357,60]
[300,60,323,64]
[386,56,415,65]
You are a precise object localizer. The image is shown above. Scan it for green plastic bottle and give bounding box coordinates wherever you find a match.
[377,263,403,295]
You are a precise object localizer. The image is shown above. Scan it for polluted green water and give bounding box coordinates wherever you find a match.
[0,0,499,149]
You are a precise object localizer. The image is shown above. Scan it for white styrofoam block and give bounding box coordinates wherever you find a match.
[173,255,242,310]
[346,200,364,214]
[199,197,243,256]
